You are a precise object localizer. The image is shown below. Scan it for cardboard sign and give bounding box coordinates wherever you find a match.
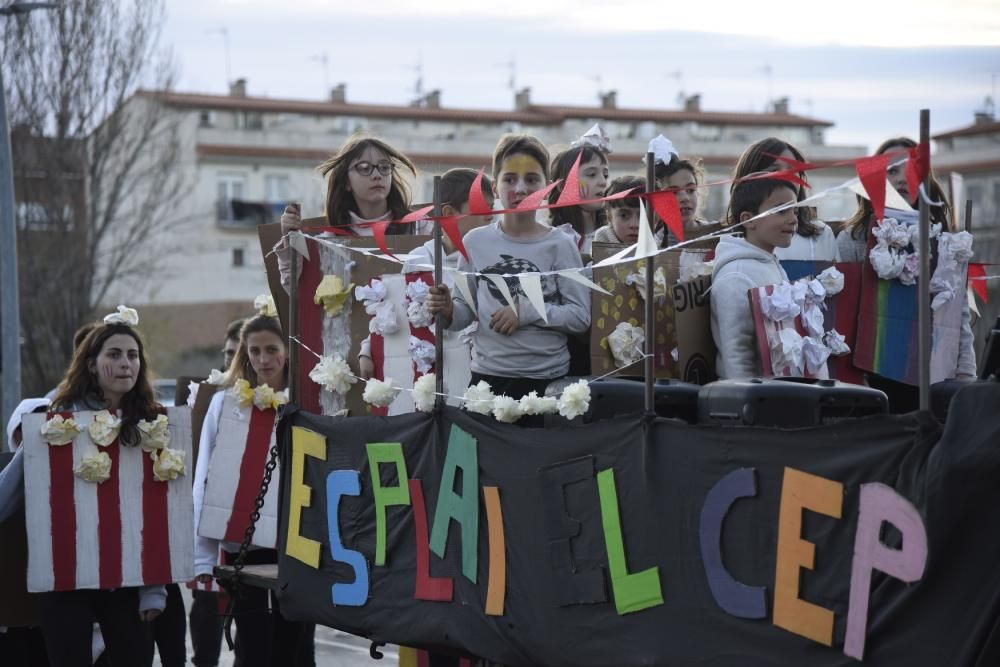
[198,392,281,549]
[672,275,717,384]
[22,408,194,592]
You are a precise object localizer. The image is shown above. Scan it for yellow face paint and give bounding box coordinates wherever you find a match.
[499,154,544,179]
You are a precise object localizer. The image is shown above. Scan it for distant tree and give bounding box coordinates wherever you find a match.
[2,0,187,393]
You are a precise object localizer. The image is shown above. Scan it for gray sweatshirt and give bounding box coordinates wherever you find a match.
[710,236,789,379]
[448,222,590,379]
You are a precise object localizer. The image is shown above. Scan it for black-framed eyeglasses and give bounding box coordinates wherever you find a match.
[352,161,393,177]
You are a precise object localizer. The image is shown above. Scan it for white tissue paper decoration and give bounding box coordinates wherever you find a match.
[355,280,388,313]
[929,231,975,311]
[817,267,844,296]
[309,354,358,395]
[412,373,437,412]
[771,328,805,376]
[557,380,591,420]
[519,391,558,416]
[408,336,437,374]
[571,123,613,153]
[802,336,832,376]
[760,283,801,322]
[363,378,400,408]
[644,134,679,166]
[491,395,523,423]
[824,329,851,356]
[607,322,645,368]
[369,302,400,336]
[462,381,495,415]
[624,265,667,303]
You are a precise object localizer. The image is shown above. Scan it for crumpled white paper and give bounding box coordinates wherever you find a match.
[74,452,112,483]
[824,329,851,356]
[103,305,140,326]
[761,283,801,322]
[138,414,170,454]
[406,299,433,329]
[152,448,186,482]
[802,336,832,376]
[405,278,431,302]
[207,368,227,385]
[801,302,826,338]
[369,301,400,336]
[607,322,645,368]
[817,267,844,296]
[41,414,81,446]
[870,242,906,280]
[644,134,679,166]
[907,222,942,249]
[873,218,911,248]
[571,122,613,153]
[408,336,436,374]
[355,280,388,314]
[898,252,920,286]
[625,266,668,303]
[87,410,122,447]
[771,328,804,375]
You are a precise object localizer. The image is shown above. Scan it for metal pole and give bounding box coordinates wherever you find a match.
[644,152,656,415]
[288,237,299,404]
[432,176,444,409]
[917,109,931,412]
[965,199,972,233]
[0,64,22,423]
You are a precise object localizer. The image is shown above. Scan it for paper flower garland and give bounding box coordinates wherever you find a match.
[138,414,170,454]
[363,378,400,408]
[462,381,495,415]
[491,395,523,423]
[557,380,591,420]
[233,379,255,407]
[309,355,357,395]
[232,379,287,411]
[412,373,437,412]
[206,369,227,385]
[87,410,121,447]
[152,448,187,482]
[41,414,81,445]
[314,275,354,316]
[518,391,558,416]
[254,294,278,318]
[103,305,139,326]
[74,452,112,483]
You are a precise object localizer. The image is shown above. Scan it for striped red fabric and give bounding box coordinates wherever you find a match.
[223,407,277,543]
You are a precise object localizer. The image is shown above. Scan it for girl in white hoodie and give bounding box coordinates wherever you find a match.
[711,178,800,379]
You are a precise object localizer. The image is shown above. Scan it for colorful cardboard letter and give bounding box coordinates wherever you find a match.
[773,467,843,646]
[699,468,767,619]
[483,486,506,616]
[596,468,664,615]
[429,425,479,583]
[366,442,411,566]
[844,483,928,660]
[286,427,326,568]
[326,470,369,606]
[409,479,453,601]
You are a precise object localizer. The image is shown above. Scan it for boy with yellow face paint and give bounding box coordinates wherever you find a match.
[426,135,591,408]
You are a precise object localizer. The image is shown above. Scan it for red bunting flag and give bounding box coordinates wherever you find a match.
[904,142,930,205]
[438,215,468,262]
[856,154,889,223]
[554,153,583,207]
[371,220,397,261]
[516,181,561,212]
[764,152,817,173]
[969,263,988,303]
[646,190,684,243]
[466,168,492,216]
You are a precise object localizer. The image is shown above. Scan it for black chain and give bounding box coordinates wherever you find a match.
[221,432,282,648]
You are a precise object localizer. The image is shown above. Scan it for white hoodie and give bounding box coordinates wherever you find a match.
[710,236,789,379]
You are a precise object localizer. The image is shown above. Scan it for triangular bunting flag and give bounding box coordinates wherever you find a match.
[438,216,468,262]
[557,268,612,295]
[516,181,561,212]
[517,273,548,324]
[484,274,517,310]
[647,191,683,243]
[467,168,492,216]
[554,153,583,207]
[856,154,889,223]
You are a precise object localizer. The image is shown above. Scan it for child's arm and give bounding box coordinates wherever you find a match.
[711,274,760,379]
[515,239,591,334]
[276,204,303,293]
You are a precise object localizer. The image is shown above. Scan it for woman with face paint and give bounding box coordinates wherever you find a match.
[192,303,315,667]
[426,134,592,411]
[15,309,168,666]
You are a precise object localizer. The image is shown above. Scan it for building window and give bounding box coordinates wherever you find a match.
[265,174,291,203]
[232,247,244,267]
[216,173,246,222]
[199,111,215,127]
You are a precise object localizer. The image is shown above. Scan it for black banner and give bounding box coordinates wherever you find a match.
[273,383,1000,666]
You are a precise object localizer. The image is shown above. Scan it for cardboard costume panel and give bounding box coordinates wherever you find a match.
[198,392,280,549]
[22,408,193,592]
[0,452,40,626]
[273,383,1000,666]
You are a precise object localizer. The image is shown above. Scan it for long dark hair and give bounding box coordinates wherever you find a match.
[732,137,819,237]
[51,323,160,447]
[224,314,288,388]
[319,134,417,234]
[845,136,951,240]
[548,146,609,236]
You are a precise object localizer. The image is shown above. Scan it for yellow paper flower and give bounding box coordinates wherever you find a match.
[314,275,355,316]
[74,451,112,483]
[233,378,255,408]
[252,384,288,411]
[87,410,122,447]
[138,414,170,453]
[254,293,278,318]
[152,448,186,482]
[41,414,81,446]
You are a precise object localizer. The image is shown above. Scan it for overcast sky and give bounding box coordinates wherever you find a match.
[161,0,1000,151]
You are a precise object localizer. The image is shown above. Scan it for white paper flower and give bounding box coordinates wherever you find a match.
[207,369,227,385]
[186,382,200,408]
[41,414,81,446]
[607,322,645,368]
[462,381,495,415]
[152,447,186,482]
[408,336,436,374]
[369,301,400,336]
[771,328,805,375]
[74,451,112,483]
[492,395,523,423]
[87,410,121,447]
[363,378,400,408]
[898,252,920,286]
[253,385,288,411]
[870,242,906,280]
[761,283,801,322]
[355,280,387,313]
[874,218,911,248]
[817,267,844,296]
[801,302,826,339]
[406,299,434,329]
[138,414,170,453]
[232,378,255,407]
[802,336,832,376]
[519,391,558,416]
[801,279,826,304]
[254,294,278,318]
[413,373,437,412]
[309,355,357,394]
[103,305,139,326]
[405,278,431,302]
[557,379,591,420]
[824,329,851,356]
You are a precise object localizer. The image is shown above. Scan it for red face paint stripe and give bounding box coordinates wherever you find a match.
[48,411,77,590]
[142,447,172,584]
[223,407,278,543]
[409,479,453,602]
[97,439,123,589]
